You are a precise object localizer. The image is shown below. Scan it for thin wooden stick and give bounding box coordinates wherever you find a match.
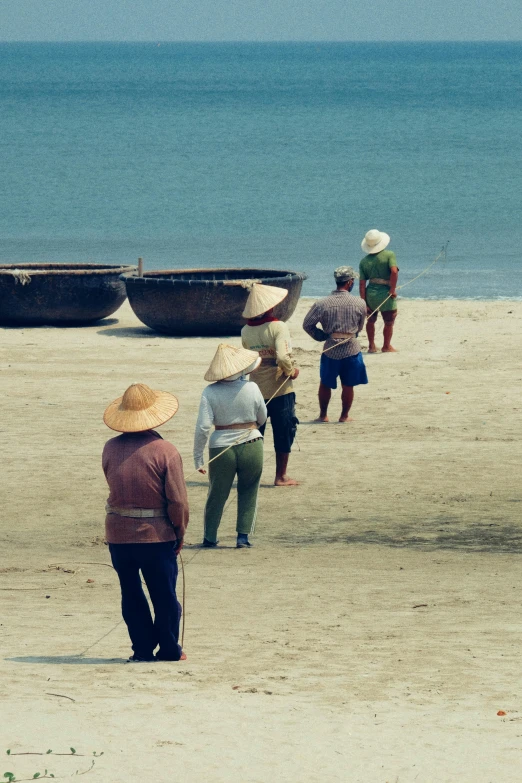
[45,693,76,702]
[180,552,186,648]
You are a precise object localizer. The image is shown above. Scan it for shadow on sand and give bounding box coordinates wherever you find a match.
[97,326,239,340]
[97,325,163,338]
[183,543,237,551]
[7,655,126,665]
[2,317,120,331]
[276,516,522,555]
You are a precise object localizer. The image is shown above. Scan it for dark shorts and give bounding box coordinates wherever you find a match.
[259,392,298,454]
[367,309,398,324]
[320,352,368,390]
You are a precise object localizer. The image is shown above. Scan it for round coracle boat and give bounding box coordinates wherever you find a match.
[0,263,136,326]
[122,268,308,336]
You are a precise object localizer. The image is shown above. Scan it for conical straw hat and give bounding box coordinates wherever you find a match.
[204,343,260,382]
[103,383,179,433]
[242,283,288,319]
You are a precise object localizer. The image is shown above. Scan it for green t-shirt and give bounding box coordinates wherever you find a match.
[359,250,398,312]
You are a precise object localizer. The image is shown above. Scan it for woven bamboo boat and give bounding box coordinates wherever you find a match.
[122,268,307,336]
[0,263,136,326]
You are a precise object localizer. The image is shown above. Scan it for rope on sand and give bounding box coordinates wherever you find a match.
[0,585,70,591]
[1,246,448,651]
[0,561,115,592]
[0,558,187,657]
[74,618,125,658]
[189,374,293,477]
[70,552,186,658]
[182,245,450,589]
[51,559,188,652]
[320,241,450,357]
[197,242,450,454]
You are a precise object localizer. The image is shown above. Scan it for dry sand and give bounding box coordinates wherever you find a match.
[1,298,522,782]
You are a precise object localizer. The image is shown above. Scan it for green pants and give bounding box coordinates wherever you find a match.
[204,438,264,543]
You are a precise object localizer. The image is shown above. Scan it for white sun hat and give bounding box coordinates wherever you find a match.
[104,383,179,433]
[242,283,288,319]
[204,343,261,382]
[361,229,391,255]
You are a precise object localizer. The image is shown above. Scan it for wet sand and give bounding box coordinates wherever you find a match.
[1,298,522,782]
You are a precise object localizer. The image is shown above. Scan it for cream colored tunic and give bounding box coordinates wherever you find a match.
[241,321,296,400]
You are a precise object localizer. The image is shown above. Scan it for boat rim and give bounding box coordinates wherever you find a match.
[0,263,136,276]
[121,268,308,286]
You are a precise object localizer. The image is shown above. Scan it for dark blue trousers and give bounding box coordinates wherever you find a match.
[109,542,182,661]
[259,392,298,453]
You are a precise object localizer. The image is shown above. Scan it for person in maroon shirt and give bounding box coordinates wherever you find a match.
[102,383,189,663]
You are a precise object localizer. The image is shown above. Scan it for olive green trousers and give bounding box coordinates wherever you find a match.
[204,438,264,543]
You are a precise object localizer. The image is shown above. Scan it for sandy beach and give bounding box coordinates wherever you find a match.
[1,297,522,782]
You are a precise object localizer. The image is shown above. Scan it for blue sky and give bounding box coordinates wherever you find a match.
[1,0,521,41]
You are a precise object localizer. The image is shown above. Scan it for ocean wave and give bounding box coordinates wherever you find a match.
[300,295,522,302]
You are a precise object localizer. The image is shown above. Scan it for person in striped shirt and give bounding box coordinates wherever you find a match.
[302,266,368,423]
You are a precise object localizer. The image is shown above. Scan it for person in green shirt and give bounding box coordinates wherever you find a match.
[359,229,399,353]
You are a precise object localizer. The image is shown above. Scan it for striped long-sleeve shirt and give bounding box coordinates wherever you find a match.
[302,290,366,360]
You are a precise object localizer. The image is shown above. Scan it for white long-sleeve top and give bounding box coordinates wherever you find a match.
[193,377,268,469]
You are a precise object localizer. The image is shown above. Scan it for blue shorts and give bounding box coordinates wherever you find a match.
[320,352,368,390]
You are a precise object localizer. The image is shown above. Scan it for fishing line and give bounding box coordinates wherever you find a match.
[74,618,125,659]
[5,244,448,656]
[71,549,186,658]
[184,246,451,553]
[319,241,450,357]
[189,374,293,478]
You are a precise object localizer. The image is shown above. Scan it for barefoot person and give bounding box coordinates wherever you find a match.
[241,284,300,487]
[303,266,368,423]
[102,383,189,663]
[194,344,267,549]
[359,229,399,353]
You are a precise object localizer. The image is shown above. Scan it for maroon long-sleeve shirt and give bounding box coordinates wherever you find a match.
[102,430,189,544]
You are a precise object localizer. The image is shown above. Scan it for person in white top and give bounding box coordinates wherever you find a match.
[194,344,267,549]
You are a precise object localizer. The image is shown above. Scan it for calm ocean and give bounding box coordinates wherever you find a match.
[1,42,521,298]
